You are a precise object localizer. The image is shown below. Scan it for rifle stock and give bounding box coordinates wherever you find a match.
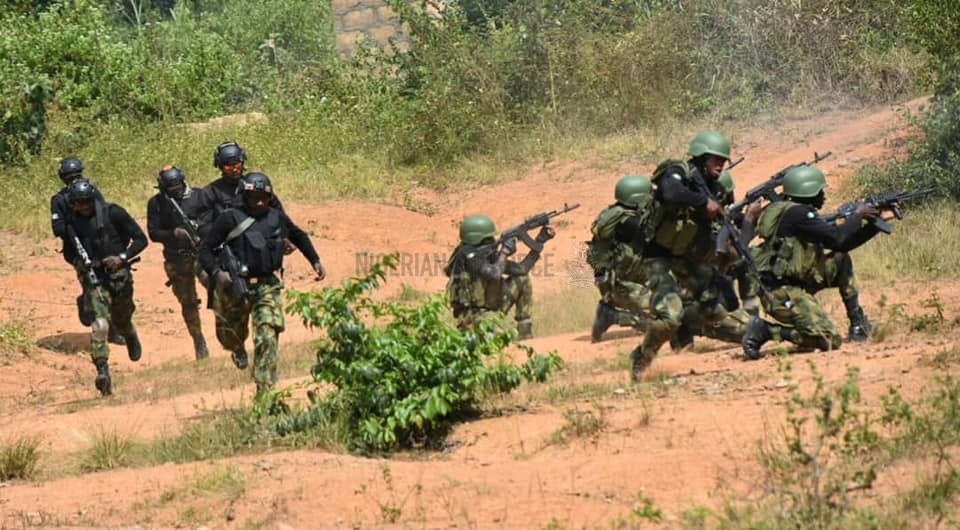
[67,225,108,305]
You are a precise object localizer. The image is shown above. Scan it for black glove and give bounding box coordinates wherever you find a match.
[501,238,517,256]
[312,261,326,281]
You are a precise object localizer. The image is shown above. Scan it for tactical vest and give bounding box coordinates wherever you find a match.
[650,160,701,257]
[444,244,501,312]
[586,202,653,281]
[226,209,285,277]
[753,201,824,283]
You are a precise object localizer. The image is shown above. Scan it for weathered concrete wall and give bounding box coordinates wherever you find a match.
[332,0,410,57]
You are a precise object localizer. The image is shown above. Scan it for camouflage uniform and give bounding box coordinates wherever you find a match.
[81,268,137,362]
[213,281,285,388]
[199,173,323,397]
[648,159,747,353]
[62,182,148,396]
[586,202,650,339]
[147,180,210,359]
[445,243,538,336]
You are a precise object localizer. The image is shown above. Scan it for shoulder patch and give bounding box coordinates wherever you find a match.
[806,211,816,219]
[465,251,476,259]
[671,173,683,181]
[51,213,60,220]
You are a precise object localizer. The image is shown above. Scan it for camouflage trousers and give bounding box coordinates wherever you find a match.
[806,252,858,301]
[213,280,285,389]
[762,286,842,351]
[81,268,137,362]
[636,258,684,358]
[455,274,533,330]
[596,271,646,328]
[670,259,747,344]
[163,257,208,342]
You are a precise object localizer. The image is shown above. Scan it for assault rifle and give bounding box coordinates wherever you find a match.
[716,151,832,255]
[166,194,202,248]
[207,243,250,309]
[67,225,108,306]
[820,187,935,234]
[498,203,580,255]
[726,151,833,215]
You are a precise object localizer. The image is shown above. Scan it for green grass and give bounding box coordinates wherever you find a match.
[531,285,600,338]
[0,434,42,480]
[78,427,137,472]
[0,311,34,359]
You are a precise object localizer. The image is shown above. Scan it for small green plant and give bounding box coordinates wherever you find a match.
[755,361,881,527]
[548,403,607,446]
[0,311,34,358]
[79,427,136,472]
[631,490,664,523]
[280,254,562,453]
[0,434,41,480]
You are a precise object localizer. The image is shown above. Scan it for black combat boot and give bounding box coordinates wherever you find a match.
[108,330,126,346]
[94,358,112,396]
[126,332,142,362]
[847,307,872,342]
[742,316,772,360]
[669,324,695,352]
[591,301,617,343]
[629,346,654,382]
[517,319,533,340]
[231,347,249,370]
[193,335,209,361]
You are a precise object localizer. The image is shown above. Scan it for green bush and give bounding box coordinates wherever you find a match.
[280,254,562,453]
[0,435,42,480]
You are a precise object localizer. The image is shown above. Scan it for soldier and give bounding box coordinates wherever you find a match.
[62,180,147,396]
[195,141,249,239]
[588,175,653,342]
[50,158,127,344]
[444,215,555,339]
[741,165,880,358]
[634,131,777,379]
[198,172,325,397]
[147,165,209,360]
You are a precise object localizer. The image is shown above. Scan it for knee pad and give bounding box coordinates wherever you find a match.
[91,318,109,342]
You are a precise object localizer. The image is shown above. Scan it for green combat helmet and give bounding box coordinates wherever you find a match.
[459,215,497,245]
[614,174,653,208]
[719,170,735,194]
[688,131,731,160]
[782,165,827,198]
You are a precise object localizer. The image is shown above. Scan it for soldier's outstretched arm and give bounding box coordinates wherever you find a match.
[787,206,877,252]
[280,212,322,268]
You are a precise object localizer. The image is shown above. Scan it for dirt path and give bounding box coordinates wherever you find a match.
[0,96,945,529]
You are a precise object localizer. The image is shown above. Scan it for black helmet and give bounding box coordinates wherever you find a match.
[240,172,273,197]
[58,157,84,182]
[212,141,247,168]
[67,179,99,205]
[157,165,186,190]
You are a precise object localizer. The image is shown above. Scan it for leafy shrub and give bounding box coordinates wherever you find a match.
[281,254,562,453]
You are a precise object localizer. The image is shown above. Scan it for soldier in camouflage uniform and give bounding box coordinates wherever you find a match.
[588,175,654,342]
[199,172,325,397]
[741,165,881,358]
[147,165,210,360]
[444,215,555,339]
[637,131,778,378]
[62,180,148,396]
[50,158,127,344]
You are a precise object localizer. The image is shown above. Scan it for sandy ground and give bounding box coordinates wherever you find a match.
[0,96,948,529]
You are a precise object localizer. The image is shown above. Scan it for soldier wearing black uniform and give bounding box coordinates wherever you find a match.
[198,173,325,398]
[50,157,125,343]
[147,165,209,360]
[194,141,284,238]
[62,180,148,396]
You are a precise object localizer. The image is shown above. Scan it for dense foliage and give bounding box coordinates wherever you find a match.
[279,255,562,454]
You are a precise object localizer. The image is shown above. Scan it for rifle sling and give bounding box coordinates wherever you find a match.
[226,215,255,243]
